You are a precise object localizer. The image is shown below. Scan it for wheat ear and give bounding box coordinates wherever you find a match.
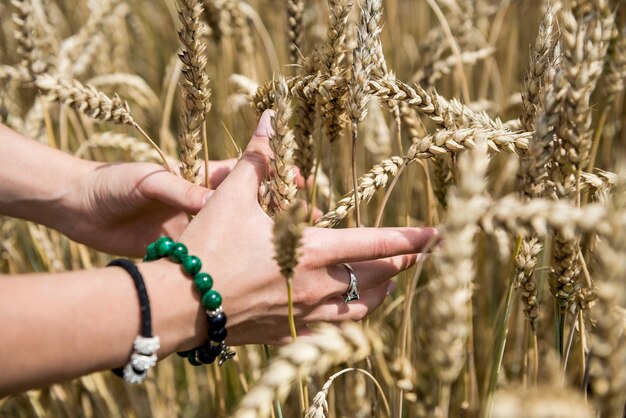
[287,0,304,67]
[177,0,211,184]
[315,156,404,228]
[417,140,490,415]
[588,185,626,417]
[521,5,558,132]
[232,323,377,418]
[268,78,298,214]
[35,74,171,171]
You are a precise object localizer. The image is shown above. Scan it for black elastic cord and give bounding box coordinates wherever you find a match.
[107,259,153,377]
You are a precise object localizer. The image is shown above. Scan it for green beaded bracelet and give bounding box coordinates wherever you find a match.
[144,236,235,366]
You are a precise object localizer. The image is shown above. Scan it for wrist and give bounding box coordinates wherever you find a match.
[138,258,208,355]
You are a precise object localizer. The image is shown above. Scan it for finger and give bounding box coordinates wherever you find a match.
[321,253,417,297]
[215,109,275,202]
[139,169,211,214]
[274,326,314,345]
[203,159,237,188]
[303,226,439,266]
[305,281,394,323]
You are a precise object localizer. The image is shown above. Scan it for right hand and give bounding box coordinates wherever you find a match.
[177,110,437,346]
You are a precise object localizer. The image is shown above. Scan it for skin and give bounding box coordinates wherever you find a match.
[0,111,437,396]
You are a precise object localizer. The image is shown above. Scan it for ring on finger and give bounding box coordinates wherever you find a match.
[342,263,360,303]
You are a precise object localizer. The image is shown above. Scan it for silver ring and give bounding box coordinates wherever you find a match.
[342,263,360,303]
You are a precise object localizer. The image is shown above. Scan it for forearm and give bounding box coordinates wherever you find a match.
[0,259,205,396]
[0,123,95,229]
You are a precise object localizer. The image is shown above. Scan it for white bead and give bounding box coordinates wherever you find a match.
[133,335,160,355]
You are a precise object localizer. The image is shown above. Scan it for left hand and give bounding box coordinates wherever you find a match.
[59,160,236,257]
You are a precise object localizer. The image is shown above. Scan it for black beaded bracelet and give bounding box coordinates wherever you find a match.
[144,237,235,366]
[107,259,160,383]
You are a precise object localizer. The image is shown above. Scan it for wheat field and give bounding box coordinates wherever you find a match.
[1,0,625,417]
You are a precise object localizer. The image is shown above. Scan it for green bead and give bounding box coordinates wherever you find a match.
[155,237,175,257]
[144,242,159,261]
[169,243,188,263]
[181,255,202,276]
[193,272,213,294]
[202,290,222,311]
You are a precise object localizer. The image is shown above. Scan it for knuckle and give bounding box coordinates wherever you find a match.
[293,284,319,306]
[371,236,390,259]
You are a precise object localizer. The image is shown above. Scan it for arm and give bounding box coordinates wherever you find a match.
[0,259,204,397]
[0,124,95,232]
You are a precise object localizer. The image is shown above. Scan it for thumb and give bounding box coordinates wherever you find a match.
[140,170,211,214]
[216,109,275,200]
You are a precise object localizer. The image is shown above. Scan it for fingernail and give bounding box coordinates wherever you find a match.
[203,191,212,205]
[254,109,275,138]
[386,281,396,296]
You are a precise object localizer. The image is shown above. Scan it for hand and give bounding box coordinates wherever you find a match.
[178,110,437,346]
[60,158,236,257]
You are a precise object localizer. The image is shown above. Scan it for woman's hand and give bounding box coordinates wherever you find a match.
[58,159,236,257]
[177,111,437,347]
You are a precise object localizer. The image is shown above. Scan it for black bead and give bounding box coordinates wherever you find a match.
[196,348,217,364]
[187,352,202,366]
[204,342,222,357]
[207,312,227,329]
[209,327,228,342]
[176,349,194,358]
